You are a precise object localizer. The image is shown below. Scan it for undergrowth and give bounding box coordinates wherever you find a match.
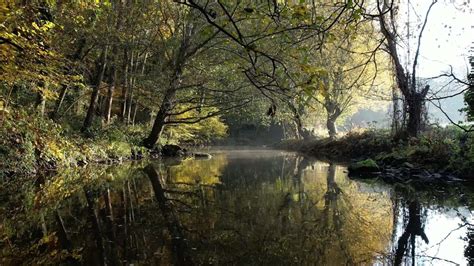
[0,110,150,178]
[279,128,474,179]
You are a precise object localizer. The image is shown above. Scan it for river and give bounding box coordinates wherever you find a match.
[0,149,473,265]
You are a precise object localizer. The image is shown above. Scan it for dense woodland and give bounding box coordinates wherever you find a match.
[1,1,474,265]
[0,0,473,175]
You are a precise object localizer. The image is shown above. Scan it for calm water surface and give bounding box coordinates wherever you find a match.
[1,149,473,265]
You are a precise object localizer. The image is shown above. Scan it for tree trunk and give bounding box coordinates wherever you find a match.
[391,85,401,135]
[126,51,135,123]
[132,102,138,125]
[51,84,68,120]
[35,91,46,117]
[143,28,190,148]
[103,0,122,125]
[143,88,177,148]
[406,93,423,138]
[105,76,115,124]
[324,97,341,140]
[82,46,108,132]
[378,5,431,139]
[326,116,337,140]
[105,55,117,124]
[120,49,129,121]
[287,101,304,140]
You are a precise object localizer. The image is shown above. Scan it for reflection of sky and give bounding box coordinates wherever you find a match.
[394,206,473,265]
[172,150,474,264]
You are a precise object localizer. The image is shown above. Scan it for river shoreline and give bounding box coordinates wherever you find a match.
[1,148,472,265]
[276,131,474,185]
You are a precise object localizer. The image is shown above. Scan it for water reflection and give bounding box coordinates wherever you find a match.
[0,150,472,265]
[394,200,429,265]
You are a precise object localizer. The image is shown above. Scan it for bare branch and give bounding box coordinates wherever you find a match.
[165,99,251,124]
[428,99,473,132]
[412,0,438,90]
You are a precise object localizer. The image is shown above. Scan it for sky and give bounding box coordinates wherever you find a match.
[400,0,474,78]
[393,0,473,123]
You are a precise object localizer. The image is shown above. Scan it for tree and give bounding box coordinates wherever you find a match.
[142,2,256,148]
[0,1,71,118]
[463,54,474,121]
[368,0,438,138]
[174,0,365,137]
[292,16,390,139]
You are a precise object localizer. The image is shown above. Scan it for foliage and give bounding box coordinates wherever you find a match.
[0,109,152,178]
[281,126,474,179]
[0,0,471,182]
[163,108,229,145]
[463,55,474,121]
[278,129,393,160]
[350,159,379,170]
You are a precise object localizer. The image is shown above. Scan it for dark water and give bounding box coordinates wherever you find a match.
[1,149,473,265]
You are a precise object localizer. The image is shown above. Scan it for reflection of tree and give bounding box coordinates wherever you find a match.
[465,226,474,264]
[274,161,392,265]
[321,163,352,265]
[168,155,228,186]
[324,163,342,221]
[394,200,429,266]
[144,164,193,266]
[0,153,394,265]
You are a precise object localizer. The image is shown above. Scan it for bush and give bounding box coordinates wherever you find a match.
[278,127,474,179]
[0,110,151,177]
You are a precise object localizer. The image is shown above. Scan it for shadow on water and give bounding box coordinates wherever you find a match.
[0,149,473,265]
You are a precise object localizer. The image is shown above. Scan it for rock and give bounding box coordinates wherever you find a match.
[348,159,380,177]
[161,144,187,157]
[77,160,88,167]
[193,152,212,159]
[432,173,442,179]
[131,149,143,160]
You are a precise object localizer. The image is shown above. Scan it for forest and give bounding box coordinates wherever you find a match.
[1,0,474,265]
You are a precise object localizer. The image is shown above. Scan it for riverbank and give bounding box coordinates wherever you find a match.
[276,129,474,183]
[0,110,152,179]
[0,110,217,179]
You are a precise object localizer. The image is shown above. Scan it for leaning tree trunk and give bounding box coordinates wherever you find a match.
[143,87,177,149]
[51,84,68,120]
[82,46,108,132]
[143,24,191,148]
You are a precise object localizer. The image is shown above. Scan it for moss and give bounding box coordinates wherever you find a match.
[351,159,379,170]
[348,159,380,177]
